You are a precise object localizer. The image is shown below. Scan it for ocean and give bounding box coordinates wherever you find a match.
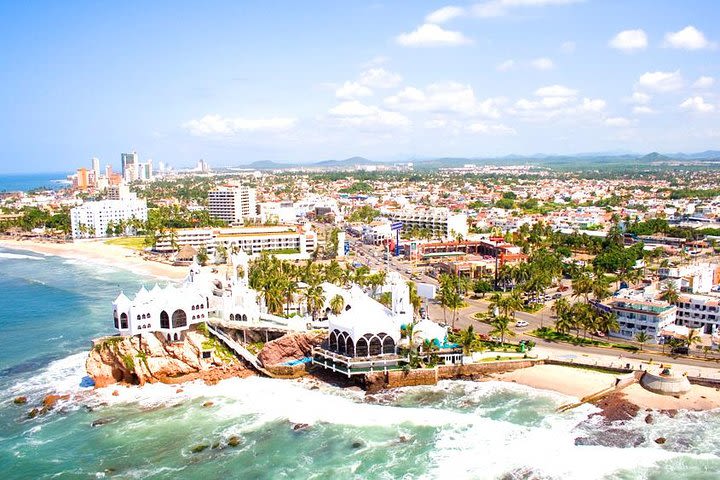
[0,248,719,479]
[0,173,71,192]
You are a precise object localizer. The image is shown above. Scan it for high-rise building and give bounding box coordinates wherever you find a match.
[92,157,100,182]
[121,152,139,181]
[208,185,257,225]
[70,194,147,239]
[75,167,90,190]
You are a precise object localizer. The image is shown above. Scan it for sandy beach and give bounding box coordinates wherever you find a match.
[494,364,720,411]
[0,238,187,280]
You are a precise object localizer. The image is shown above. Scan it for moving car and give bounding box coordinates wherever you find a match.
[516,320,529,328]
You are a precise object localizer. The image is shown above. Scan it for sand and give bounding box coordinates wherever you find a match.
[0,238,187,280]
[494,364,720,411]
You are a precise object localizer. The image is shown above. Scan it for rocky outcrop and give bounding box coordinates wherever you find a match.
[257,331,325,367]
[86,329,251,387]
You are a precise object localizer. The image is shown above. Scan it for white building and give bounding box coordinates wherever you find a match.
[154,225,318,259]
[597,288,677,343]
[362,220,392,245]
[659,263,718,294]
[70,195,147,239]
[674,293,720,335]
[112,262,214,342]
[385,208,468,239]
[208,185,257,225]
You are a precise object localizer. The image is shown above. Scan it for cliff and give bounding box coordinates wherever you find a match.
[257,331,325,367]
[86,329,252,387]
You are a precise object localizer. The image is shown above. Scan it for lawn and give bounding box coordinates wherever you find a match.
[104,236,147,251]
[531,327,639,352]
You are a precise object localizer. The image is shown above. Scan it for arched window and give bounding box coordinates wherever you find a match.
[137,315,141,320]
[160,311,170,329]
[369,336,382,356]
[173,333,179,342]
[230,314,235,321]
[329,330,338,351]
[192,305,196,311]
[347,337,356,357]
[355,337,368,357]
[167,334,171,342]
[120,313,128,329]
[242,314,247,322]
[338,332,347,354]
[114,312,119,329]
[172,309,187,328]
[382,336,395,354]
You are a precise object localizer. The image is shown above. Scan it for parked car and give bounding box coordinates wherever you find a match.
[552,293,562,299]
[516,320,529,327]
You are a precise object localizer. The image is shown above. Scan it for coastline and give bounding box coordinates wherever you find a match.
[492,364,720,411]
[0,237,187,281]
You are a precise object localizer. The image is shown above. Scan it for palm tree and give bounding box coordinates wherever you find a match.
[303,281,326,321]
[635,331,650,351]
[407,281,422,317]
[659,281,680,305]
[324,260,344,285]
[591,274,612,302]
[572,271,594,303]
[684,328,702,349]
[329,294,345,315]
[597,311,619,335]
[459,325,477,356]
[489,315,515,346]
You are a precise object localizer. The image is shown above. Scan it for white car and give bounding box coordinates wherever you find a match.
[516,320,529,328]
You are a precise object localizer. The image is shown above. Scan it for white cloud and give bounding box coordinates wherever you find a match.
[636,70,683,92]
[426,6,465,23]
[508,94,605,122]
[535,84,577,97]
[530,57,554,70]
[664,26,714,50]
[609,29,648,52]
[362,56,390,68]
[560,41,576,53]
[679,96,715,113]
[630,92,651,104]
[385,82,503,117]
[396,23,472,47]
[471,0,582,18]
[183,115,296,136]
[335,81,373,99]
[328,101,410,127]
[496,59,515,71]
[467,122,517,135]
[358,68,403,88]
[605,117,631,127]
[579,98,606,112]
[633,106,657,114]
[692,76,715,89]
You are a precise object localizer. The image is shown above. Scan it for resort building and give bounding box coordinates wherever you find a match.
[70,194,147,239]
[658,263,719,294]
[384,208,468,240]
[154,225,318,259]
[596,288,677,343]
[112,262,215,342]
[208,185,257,225]
[362,220,392,245]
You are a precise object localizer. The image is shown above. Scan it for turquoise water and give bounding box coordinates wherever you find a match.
[1,248,719,479]
[0,173,71,192]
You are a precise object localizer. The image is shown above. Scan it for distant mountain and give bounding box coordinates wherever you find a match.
[313,156,375,167]
[641,152,671,162]
[242,160,296,169]
[665,150,720,160]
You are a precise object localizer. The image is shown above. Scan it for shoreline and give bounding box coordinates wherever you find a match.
[0,237,187,281]
[491,364,720,412]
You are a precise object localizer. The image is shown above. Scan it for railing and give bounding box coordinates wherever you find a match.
[206,323,275,377]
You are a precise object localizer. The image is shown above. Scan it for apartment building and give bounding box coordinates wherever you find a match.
[597,290,676,343]
[385,208,468,239]
[674,293,720,335]
[70,196,147,239]
[208,185,257,225]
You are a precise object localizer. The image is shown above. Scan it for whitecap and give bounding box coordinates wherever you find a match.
[0,252,45,261]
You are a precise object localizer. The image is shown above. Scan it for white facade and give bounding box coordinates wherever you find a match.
[601,289,677,343]
[154,225,318,259]
[674,293,720,335]
[362,221,392,245]
[70,197,147,238]
[658,263,717,294]
[208,185,257,225]
[112,263,214,341]
[385,209,468,239]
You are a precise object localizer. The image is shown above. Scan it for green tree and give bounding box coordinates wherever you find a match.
[489,315,515,346]
[635,331,650,351]
[329,294,345,315]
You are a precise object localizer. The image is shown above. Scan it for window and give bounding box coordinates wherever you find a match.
[172,309,187,328]
[120,313,128,329]
[160,311,170,329]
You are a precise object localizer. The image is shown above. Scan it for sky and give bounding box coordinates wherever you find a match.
[0,0,718,173]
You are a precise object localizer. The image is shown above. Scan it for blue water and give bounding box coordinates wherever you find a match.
[0,172,71,192]
[0,248,719,479]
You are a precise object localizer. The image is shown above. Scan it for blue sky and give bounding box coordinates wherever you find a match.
[0,0,718,173]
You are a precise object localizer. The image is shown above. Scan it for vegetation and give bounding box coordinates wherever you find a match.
[104,236,147,250]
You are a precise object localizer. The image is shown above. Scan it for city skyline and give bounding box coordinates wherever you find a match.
[1,0,719,173]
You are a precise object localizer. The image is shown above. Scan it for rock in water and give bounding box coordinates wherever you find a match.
[351,441,365,449]
[202,401,214,407]
[644,414,654,424]
[190,444,209,453]
[91,418,115,427]
[292,423,310,431]
[655,437,666,445]
[13,396,27,405]
[227,436,242,447]
[257,331,325,367]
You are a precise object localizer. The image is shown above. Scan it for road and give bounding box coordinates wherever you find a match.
[348,238,720,371]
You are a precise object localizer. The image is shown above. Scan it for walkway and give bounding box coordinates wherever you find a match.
[205,322,276,377]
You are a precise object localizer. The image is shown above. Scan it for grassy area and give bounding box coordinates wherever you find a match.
[531,327,639,352]
[104,236,147,250]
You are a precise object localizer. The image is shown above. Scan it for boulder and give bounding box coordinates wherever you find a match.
[13,396,27,405]
[644,414,654,424]
[257,331,325,367]
[227,435,242,447]
[655,437,666,445]
[42,394,70,409]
